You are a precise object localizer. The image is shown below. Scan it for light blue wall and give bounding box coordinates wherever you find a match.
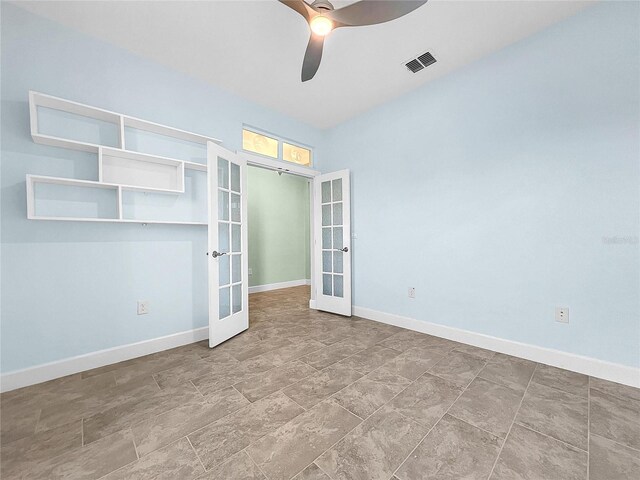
[0,3,322,373]
[323,1,639,367]
[2,1,638,374]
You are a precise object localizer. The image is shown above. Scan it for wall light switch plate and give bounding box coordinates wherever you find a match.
[555,307,569,323]
[408,287,416,299]
[137,300,150,315]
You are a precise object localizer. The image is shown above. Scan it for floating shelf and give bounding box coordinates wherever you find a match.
[26,175,207,225]
[26,91,219,226]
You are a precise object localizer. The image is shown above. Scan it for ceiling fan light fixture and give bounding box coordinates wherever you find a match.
[310,15,333,36]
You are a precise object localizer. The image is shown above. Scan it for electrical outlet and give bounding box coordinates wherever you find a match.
[248,268,253,275]
[408,287,416,299]
[137,300,150,315]
[555,307,569,323]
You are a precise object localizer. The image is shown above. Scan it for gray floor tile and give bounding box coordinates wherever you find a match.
[300,338,370,370]
[377,330,431,352]
[333,371,410,419]
[389,373,462,428]
[132,386,250,456]
[283,363,363,409]
[316,405,428,480]
[490,423,587,480]
[478,353,536,392]
[590,387,640,450]
[153,355,239,389]
[449,377,523,438]
[292,463,330,479]
[83,382,201,444]
[428,351,487,388]
[230,337,293,362]
[452,344,496,360]
[589,433,640,480]
[246,400,361,480]
[197,451,266,480]
[396,414,502,480]
[188,391,304,470]
[515,381,588,450]
[590,377,640,402]
[20,429,138,480]
[338,345,401,374]
[100,437,204,480]
[531,364,588,398]
[0,420,82,479]
[234,361,317,402]
[37,375,160,433]
[375,345,448,381]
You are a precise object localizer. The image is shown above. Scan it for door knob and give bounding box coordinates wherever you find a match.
[335,247,349,253]
[209,251,227,258]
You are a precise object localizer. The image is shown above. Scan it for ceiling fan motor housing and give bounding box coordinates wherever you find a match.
[312,1,334,12]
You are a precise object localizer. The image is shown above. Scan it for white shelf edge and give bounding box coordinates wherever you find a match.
[28,216,207,226]
[32,132,101,154]
[27,174,183,195]
[183,161,207,172]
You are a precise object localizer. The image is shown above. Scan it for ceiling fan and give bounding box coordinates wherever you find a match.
[279,0,428,82]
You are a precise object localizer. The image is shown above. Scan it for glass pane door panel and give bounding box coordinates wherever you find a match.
[218,222,229,252]
[333,203,343,226]
[232,284,242,314]
[333,251,343,273]
[323,274,332,295]
[232,254,242,283]
[333,275,344,298]
[230,163,240,192]
[231,224,241,252]
[322,251,332,273]
[322,205,331,226]
[322,181,331,203]
[230,193,241,222]
[219,254,230,286]
[218,191,229,221]
[333,227,343,250]
[322,228,332,249]
[217,158,229,188]
[219,286,230,318]
[332,179,342,201]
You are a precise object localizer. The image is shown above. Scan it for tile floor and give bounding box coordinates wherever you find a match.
[1,286,639,479]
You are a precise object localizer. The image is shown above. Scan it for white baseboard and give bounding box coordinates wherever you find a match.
[249,279,311,294]
[0,327,209,393]
[353,306,640,388]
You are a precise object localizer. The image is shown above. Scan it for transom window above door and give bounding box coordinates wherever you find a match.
[242,127,313,167]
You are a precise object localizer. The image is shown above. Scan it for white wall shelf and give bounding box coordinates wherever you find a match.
[26,91,219,225]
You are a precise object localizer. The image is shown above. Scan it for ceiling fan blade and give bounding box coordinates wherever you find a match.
[327,0,427,27]
[301,33,324,82]
[278,0,315,21]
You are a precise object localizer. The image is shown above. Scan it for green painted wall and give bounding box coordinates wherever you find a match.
[248,166,310,287]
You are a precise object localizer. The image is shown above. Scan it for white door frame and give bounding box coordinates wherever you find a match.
[238,151,321,309]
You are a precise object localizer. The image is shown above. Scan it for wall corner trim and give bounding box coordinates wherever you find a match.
[353,306,640,388]
[0,327,209,393]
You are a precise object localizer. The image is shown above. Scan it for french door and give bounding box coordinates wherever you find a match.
[207,142,249,347]
[314,170,352,316]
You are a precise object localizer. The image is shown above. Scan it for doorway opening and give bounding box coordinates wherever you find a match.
[247,165,312,318]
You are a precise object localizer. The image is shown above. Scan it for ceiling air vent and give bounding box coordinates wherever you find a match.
[418,52,436,68]
[405,59,424,73]
[405,51,436,73]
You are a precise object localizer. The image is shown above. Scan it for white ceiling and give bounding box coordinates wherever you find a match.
[16,0,595,129]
